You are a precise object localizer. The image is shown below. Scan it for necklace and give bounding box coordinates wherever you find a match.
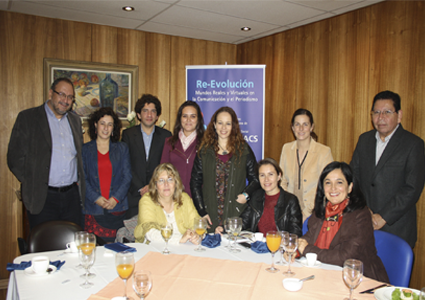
[218,143,228,155]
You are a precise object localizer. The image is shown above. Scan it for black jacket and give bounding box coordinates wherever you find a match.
[240,187,302,237]
[190,143,259,231]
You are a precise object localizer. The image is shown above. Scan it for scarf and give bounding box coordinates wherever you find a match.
[179,129,197,151]
[314,198,349,249]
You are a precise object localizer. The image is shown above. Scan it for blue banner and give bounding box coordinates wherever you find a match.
[186,65,265,160]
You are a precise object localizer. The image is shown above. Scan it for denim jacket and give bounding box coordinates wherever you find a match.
[82,140,131,215]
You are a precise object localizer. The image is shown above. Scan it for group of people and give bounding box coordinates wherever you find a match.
[8,77,425,283]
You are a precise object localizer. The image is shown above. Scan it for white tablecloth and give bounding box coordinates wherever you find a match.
[7,240,341,300]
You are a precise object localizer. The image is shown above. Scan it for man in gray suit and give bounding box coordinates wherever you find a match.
[7,77,85,229]
[350,90,425,248]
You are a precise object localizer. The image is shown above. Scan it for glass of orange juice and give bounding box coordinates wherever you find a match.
[116,251,135,300]
[194,217,207,252]
[79,246,96,288]
[266,231,281,273]
[79,233,96,278]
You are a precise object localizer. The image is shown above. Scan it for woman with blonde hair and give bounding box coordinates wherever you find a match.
[134,163,201,244]
[191,106,259,232]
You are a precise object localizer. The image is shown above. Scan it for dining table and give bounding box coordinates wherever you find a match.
[7,237,386,300]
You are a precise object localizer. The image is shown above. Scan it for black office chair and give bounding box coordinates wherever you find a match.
[26,220,83,253]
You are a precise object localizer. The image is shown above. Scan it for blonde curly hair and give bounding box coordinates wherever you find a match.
[148,163,184,208]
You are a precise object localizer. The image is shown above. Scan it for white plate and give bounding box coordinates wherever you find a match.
[298,259,322,268]
[24,265,57,276]
[374,286,421,300]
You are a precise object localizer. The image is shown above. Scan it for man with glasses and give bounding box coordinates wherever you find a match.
[122,94,171,219]
[350,90,425,248]
[7,77,85,229]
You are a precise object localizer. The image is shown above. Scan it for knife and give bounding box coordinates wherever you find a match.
[359,283,388,294]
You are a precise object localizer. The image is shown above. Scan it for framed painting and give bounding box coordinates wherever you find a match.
[43,58,138,120]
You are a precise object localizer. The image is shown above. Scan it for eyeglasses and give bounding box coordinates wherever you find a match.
[53,90,75,101]
[370,110,397,117]
[157,177,174,185]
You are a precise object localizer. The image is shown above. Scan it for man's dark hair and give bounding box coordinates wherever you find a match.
[134,94,162,121]
[372,90,401,112]
[50,77,74,91]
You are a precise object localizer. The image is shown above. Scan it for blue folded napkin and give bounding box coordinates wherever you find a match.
[201,234,221,248]
[7,260,65,272]
[104,242,137,253]
[250,241,270,253]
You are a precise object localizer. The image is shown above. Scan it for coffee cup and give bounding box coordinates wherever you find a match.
[32,256,49,274]
[254,232,264,242]
[306,253,317,267]
[66,241,78,253]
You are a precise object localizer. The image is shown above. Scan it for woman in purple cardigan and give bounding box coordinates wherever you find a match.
[160,101,205,197]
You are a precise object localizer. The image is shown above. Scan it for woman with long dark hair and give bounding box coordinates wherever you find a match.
[160,101,205,197]
[190,106,259,232]
[82,107,131,242]
[279,108,333,222]
[298,161,389,282]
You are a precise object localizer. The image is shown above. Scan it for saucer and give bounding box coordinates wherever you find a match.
[64,248,78,254]
[299,259,322,268]
[24,265,57,276]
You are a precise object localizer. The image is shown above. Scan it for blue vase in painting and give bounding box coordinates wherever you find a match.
[99,74,118,108]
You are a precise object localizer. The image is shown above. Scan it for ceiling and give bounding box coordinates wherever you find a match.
[1,0,385,44]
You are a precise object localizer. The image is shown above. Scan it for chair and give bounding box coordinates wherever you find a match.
[302,216,310,235]
[374,230,413,287]
[27,220,82,253]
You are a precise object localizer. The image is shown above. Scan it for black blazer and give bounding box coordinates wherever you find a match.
[350,124,425,248]
[122,125,171,218]
[240,187,302,237]
[7,104,85,214]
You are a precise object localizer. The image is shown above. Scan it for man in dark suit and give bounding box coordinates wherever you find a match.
[7,77,86,229]
[122,94,171,218]
[350,90,425,248]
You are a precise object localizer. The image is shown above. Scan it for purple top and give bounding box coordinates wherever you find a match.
[160,137,197,197]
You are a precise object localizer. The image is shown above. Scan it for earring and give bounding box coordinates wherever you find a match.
[111,131,113,136]
[323,196,327,207]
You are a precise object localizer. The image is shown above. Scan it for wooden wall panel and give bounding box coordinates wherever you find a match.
[144,33,171,128]
[237,0,425,289]
[91,24,118,64]
[117,28,146,100]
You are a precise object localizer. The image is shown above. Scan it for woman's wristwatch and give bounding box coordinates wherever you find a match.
[242,192,250,201]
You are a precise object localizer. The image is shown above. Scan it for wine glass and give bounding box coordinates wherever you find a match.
[420,287,425,300]
[79,233,96,278]
[116,251,135,300]
[194,218,207,252]
[282,233,298,277]
[79,246,96,288]
[133,270,153,300]
[229,217,242,253]
[223,218,232,249]
[74,231,87,268]
[342,259,363,300]
[160,223,173,255]
[265,231,281,273]
[275,231,289,265]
